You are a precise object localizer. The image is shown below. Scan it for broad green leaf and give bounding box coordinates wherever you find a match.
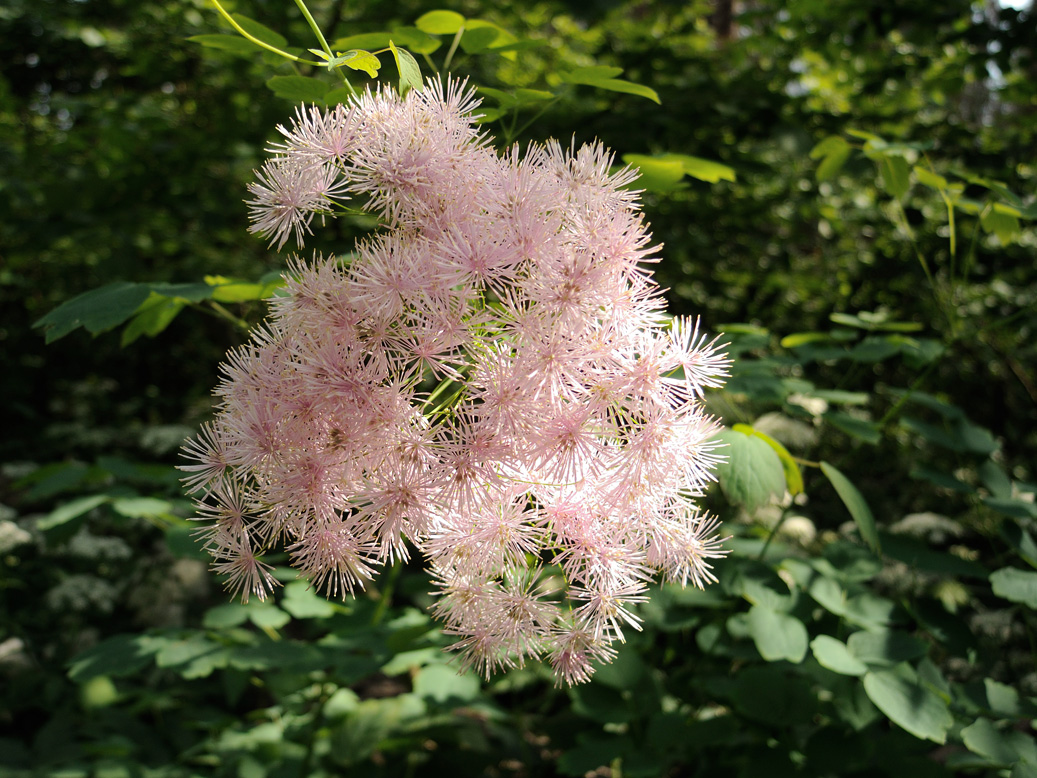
[389,27,442,54]
[560,66,625,82]
[878,156,911,199]
[335,50,380,78]
[622,154,686,192]
[863,664,953,743]
[962,718,1037,766]
[266,75,328,103]
[846,630,928,667]
[331,33,394,50]
[111,496,174,519]
[282,580,336,619]
[981,206,1021,245]
[415,10,466,35]
[211,282,269,303]
[746,605,808,662]
[460,25,502,54]
[203,603,251,629]
[808,576,848,616]
[37,494,110,530]
[811,136,852,181]
[389,41,422,94]
[413,663,481,703]
[824,411,881,445]
[990,567,1037,608]
[914,166,948,190]
[187,34,262,57]
[247,603,291,629]
[670,154,736,183]
[231,13,288,50]
[713,429,786,512]
[842,592,897,630]
[588,78,660,104]
[121,295,186,346]
[820,462,881,553]
[732,424,803,495]
[68,634,169,681]
[781,332,830,348]
[810,135,851,160]
[811,635,869,676]
[33,282,152,343]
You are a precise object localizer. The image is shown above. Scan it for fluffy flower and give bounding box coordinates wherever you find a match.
[184,79,730,685]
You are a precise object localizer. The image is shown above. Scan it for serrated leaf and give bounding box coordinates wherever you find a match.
[746,605,808,662]
[863,664,953,743]
[389,41,422,94]
[712,429,786,512]
[33,282,152,343]
[821,461,881,553]
[415,10,466,35]
[266,75,329,103]
[37,494,110,530]
[811,635,869,676]
[990,567,1037,608]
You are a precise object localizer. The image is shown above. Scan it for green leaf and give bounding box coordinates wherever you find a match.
[414,10,466,35]
[203,604,251,629]
[121,294,186,346]
[846,630,928,668]
[266,75,329,103]
[68,634,168,681]
[389,41,422,94]
[413,663,481,703]
[231,13,288,50]
[981,206,1021,245]
[990,567,1037,608]
[560,66,625,82]
[33,282,152,343]
[824,411,881,445]
[669,154,736,183]
[733,424,803,495]
[713,429,786,512]
[747,605,808,662]
[811,635,869,676]
[914,166,948,190]
[962,718,1037,766]
[809,576,849,616]
[111,496,174,519]
[781,332,830,348]
[333,50,381,78]
[588,78,660,104]
[37,494,110,530]
[820,462,881,553]
[331,33,395,51]
[622,154,686,192]
[862,664,953,743]
[878,156,911,199]
[282,580,336,619]
[247,604,291,630]
[187,34,262,57]
[811,136,852,181]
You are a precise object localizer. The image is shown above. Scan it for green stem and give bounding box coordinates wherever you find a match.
[757,510,789,561]
[210,0,324,65]
[293,0,334,59]
[443,25,465,71]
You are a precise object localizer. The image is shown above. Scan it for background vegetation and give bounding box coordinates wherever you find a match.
[2,0,1035,776]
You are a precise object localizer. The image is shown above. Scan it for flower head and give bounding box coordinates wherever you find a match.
[184,79,730,684]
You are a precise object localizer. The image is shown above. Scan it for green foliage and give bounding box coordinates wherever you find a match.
[4,0,1037,776]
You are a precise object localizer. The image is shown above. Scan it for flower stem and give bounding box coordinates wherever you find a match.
[210,0,324,65]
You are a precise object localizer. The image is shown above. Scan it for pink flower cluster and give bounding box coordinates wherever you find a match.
[182,80,729,685]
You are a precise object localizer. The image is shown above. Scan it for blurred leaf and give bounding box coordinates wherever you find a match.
[824,411,881,444]
[187,34,261,57]
[713,429,786,512]
[990,567,1037,608]
[811,635,869,676]
[247,603,291,630]
[846,630,928,668]
[413,663,481,703]
[811,136,852,181]
[962,718,1037,767]
[266,75,328,103]
[111,496,174,519]
[747,605,808,662]
[820,462,881,553]
[415,10,466,35]
[560,68,659,103]
[282,580,337,619]
[37,494,110,530]
[863,664,953,743]
[230,13,288,50]
[203,604,251,629]
[881,533,988,578]
[68,634,169,682]
[808,576,848,616]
